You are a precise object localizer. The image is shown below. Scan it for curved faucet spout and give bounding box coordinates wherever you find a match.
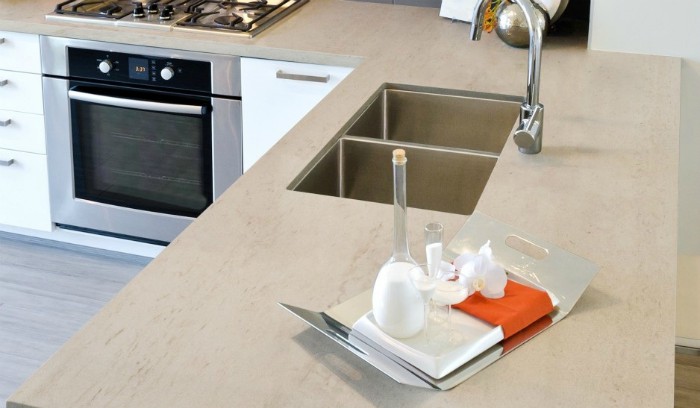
[469,0,492,41]
[470,0,545,154]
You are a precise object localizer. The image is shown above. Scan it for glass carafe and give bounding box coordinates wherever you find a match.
[371,149,423,338]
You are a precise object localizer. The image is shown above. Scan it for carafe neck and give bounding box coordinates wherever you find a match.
[390,153,414,264]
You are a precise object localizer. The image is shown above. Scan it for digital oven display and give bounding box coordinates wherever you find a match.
[128,57,149,80]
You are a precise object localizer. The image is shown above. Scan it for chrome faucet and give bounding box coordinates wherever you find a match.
[470,0,544,154]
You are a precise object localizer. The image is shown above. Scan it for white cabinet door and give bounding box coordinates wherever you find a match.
[0,70,44,114]
[0,148,51,231]
[241,58,353,172]
[0,31,41,74]
[0,110,46,154]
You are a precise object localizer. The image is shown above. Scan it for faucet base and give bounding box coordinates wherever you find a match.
[518,144,541,155]
[514,103,544,154]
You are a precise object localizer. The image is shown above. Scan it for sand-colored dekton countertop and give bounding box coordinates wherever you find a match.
[2,1,680,407]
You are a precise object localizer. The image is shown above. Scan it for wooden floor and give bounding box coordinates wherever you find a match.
[0,232,149,407]
[0,233,698,407]
[676,350,700,408]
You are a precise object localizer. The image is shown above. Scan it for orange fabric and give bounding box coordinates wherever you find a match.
[453,280,554,339]
[501,314,553,353]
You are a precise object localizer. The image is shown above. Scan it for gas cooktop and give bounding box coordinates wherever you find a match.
[47,0,309,37]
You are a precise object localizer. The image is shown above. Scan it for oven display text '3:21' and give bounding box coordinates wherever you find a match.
[128,57,150,80]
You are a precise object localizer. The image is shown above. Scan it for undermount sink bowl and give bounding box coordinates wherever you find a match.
[289,84,521,215]
[345,84,521,154]
[292,138,497,215]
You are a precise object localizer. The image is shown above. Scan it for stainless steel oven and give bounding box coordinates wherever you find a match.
[41,36,242,244]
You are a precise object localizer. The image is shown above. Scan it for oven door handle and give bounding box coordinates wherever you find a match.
[68,90,208,115]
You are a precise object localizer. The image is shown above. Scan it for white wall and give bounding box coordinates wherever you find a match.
[589,1,700,59]
[589,0,700,346]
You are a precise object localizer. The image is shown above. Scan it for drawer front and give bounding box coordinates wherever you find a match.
[0,70,43,114]
[0,148,51,231]
[0,31,41,73]
[0,110,46,154]
[241,58,353,172]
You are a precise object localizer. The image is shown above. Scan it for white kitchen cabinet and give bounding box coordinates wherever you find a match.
[0,70,44,114]
[0,110,46,154]
[0,148,51,231]
[0,31,42,74]
[241,58,353,172]
[0,31,51,231]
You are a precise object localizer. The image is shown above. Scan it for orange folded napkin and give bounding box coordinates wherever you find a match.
[501,314,553,353]
[453,279,554,339]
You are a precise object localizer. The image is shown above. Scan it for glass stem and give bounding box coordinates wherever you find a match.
[447,305,452,330]
[423,302,430,342]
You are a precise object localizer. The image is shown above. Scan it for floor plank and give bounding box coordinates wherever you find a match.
[676,352,700,408]
[0,233,149,407]
[0,353,39,402]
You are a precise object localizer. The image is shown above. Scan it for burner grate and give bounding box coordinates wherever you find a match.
[54,0,134,18]
[49,0,308,37]
[176,0,292,32]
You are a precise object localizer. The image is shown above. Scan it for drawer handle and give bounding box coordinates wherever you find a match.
[0,158,15,166]
[0,118,11,127]
[276,70,330,83]
[0,79,7,87]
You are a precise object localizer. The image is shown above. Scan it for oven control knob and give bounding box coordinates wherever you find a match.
[98,60,112,74]
[160,67,175,80]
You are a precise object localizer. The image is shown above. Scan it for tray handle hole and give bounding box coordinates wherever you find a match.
[505,234,549,260]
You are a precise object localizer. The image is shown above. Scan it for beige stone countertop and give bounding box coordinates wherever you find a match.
[2,1,680,407]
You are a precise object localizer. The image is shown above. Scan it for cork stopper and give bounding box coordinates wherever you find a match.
[392,148,407,164]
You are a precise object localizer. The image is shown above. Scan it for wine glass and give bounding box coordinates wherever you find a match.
[424,222,443,279]
[409,264,437,342]
[432,272,469,339]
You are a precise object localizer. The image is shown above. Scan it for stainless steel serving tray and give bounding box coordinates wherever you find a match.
[280,211,598,390]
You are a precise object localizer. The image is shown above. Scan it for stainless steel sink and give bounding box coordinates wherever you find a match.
[289,84,521,215]
[344,84,521,154]
[292,137,498,214]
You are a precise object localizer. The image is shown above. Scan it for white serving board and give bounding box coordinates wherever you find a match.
[353,309,504,379]
[352,278,560,379]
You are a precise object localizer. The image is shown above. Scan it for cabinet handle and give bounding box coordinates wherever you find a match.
[0,79,7,87]
[0,158,15,166]
[275,70,330,83]
[0,118,10,127]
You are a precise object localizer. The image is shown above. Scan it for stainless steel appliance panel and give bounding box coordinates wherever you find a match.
[41,36,243,243]
[43,76,195,242]
[39,36,241,97]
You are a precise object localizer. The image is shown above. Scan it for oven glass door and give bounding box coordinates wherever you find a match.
[69,81,213,218]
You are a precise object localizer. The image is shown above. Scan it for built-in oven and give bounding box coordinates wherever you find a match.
[41,36,242,244]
